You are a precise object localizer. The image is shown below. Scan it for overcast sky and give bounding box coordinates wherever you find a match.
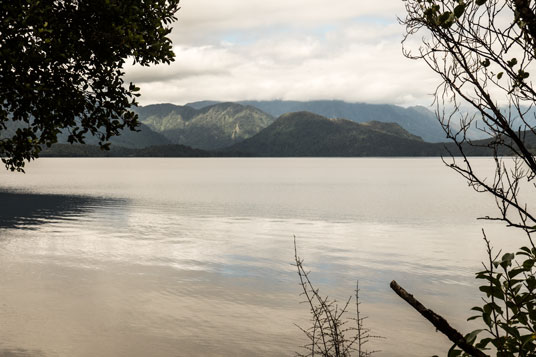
[124,0,437,107]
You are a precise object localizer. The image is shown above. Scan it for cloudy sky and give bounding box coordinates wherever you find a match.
[124,0,437,107]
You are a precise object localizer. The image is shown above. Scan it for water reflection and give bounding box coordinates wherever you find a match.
[0,190,124,230]
[0,158,526,356]
[0,348,46,357]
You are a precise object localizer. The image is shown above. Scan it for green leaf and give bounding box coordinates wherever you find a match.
[500,253,515,269]
[475,0,486,5]
[497,72,503,79]
[454,3,466,18]
[483,311,492,327]
[502,252,515,263]
[508,268,525,278]
[521,333,536,347]
[475,337,493,349]
[439,11,455,28]
[501,323,521,338]
[465,329,485,344]
[523,259,535,270]
[480,285,504,300]
[448,345,463,357]
[519,246,531,254]
[528,276,536,291]
[518,69,530,79]
[519,313,529,325]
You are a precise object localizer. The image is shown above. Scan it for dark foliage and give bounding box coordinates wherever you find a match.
[449,234,536,356]
[0,0,180,171]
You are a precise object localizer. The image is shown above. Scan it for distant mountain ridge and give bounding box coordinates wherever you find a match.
[186,100,447,143]
[135,102,275,150]
[43,110,536,158]
[41,143,210,157]
[59,123,172,149]
[1,100,484,158]
[1,120,172,149]
[225,111,446,156]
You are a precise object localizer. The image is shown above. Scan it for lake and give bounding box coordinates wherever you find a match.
[0,158,526,356]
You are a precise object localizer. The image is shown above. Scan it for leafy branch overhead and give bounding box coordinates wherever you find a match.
[0,0,181,171]
[407,0,536,97]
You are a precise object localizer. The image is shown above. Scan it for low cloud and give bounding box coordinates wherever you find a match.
[124,46,237,83]
[125,1,438,107]
[172,0,404,43]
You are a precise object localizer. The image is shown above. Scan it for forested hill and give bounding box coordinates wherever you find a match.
[134,102,275,150]
[40,143,211,158]
[17,105,531,158]
[1,120,172,149]
[186,100,446,143]
[224,111,447,157]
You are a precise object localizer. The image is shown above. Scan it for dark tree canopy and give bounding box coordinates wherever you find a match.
[0,0,181,171]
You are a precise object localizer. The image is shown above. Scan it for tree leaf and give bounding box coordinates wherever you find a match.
[454,3,466,18]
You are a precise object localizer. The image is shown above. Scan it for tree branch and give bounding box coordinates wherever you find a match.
[390,280,488,357]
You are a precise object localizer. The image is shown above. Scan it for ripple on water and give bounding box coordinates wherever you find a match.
[0,158,526,356]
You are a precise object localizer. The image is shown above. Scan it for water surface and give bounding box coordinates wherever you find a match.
[0,158,525,356]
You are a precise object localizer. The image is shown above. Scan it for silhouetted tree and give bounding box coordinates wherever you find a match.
[0,0,180,171]
[400,0,536,355]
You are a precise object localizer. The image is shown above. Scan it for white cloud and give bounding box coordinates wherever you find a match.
[124,1,439,107]
[125,46,239,83]
[172,0,404,43]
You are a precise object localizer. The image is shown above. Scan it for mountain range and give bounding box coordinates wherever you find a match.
[134,102,274,150]
[4,100,503,157]
[1,119,172,149]
[60,123,172,149]
[224,111,446,156]
[186,100,447,143]
[39,110,504,158]
[40,143,209,157]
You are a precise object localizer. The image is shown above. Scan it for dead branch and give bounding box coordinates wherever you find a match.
[390,280,488,357]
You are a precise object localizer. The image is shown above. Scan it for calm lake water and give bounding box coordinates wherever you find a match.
[0,158,527,356]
